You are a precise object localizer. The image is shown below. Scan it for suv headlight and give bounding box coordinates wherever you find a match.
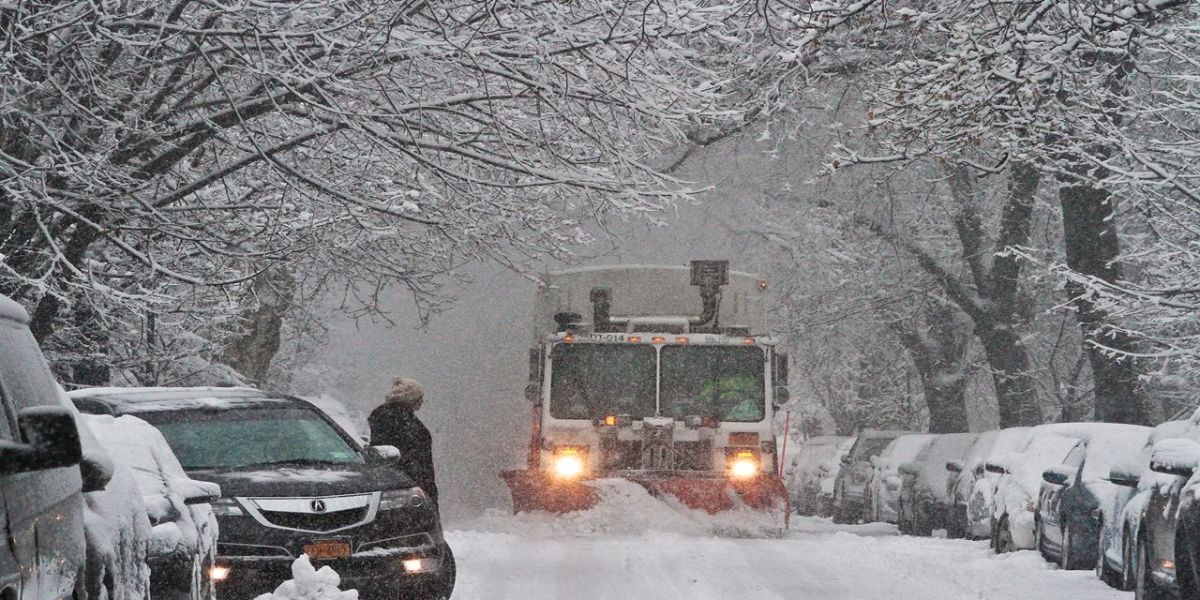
[379,488,427,511]
[210,497,244,517]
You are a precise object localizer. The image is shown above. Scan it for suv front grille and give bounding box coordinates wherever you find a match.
[259,507,369,532]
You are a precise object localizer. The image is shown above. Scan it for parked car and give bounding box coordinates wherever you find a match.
[78,409,222,600]
[896,432,979,536]
[1127,410,1200,600]
[1034,424,1151,570]
[787,435,852,516]
[71,387,456,600]
[1096,418,1189,590]
[989,423,1139,554]
[59,388,153,600]
[950,427,1030,540]
[0,293,89,600]
[832,430,910,523]
[864,434,935,524]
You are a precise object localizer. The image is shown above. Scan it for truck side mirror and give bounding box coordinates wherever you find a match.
[0,407,83,476]
[774,353,789,387]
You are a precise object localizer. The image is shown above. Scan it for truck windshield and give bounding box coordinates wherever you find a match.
[549,344,656,420]
[660,346,765,422]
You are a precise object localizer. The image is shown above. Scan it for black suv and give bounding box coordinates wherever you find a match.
[71,387,455,600]
[1,293,87,600]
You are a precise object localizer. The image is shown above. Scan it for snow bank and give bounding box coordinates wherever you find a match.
[254,555,358,600]
[465,478,784,538]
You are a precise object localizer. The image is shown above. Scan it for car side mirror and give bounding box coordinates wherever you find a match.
[1042,466,1072,486]
[897,462,919,476]
[773,386,790,408]
[80,453,113,493]
[1149,438,1200,479]
[0,407,82,476]
[180,480,223,504]
[363,445,402,465]
[985,461,1007,475]
[524,382,541,404]
[869,455,881,468]
[945,460,963,474]
[840,455,853,465]
[1107,468,1141,488]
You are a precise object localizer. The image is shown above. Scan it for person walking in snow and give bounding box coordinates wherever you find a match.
[369,377,439,506]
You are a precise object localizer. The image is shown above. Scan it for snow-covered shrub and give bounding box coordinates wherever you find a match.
[254,555,358,600]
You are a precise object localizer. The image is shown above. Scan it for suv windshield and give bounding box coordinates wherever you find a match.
[140,407,362,469]
[549,344,656,420]
[660,346,765,422]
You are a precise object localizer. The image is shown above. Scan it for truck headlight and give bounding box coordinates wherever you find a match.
[210,498,244,517]
[729,451,760,480]
[552,447,586,480]
[380,488,427,511]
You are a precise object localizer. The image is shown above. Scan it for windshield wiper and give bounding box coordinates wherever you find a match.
[243,458,349,468]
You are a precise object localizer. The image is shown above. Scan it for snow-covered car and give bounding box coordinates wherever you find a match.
[832,430,910,523]
[78,410,222,600]
[989,423,1142,553]
[896,432,978,536]
[863,434,934,524]
[786,435,852,516]
[72,387,455,600]
[1096,418,1189,590]
[0,294,88,600]
[1124,408,1200,599]
[950,427,1030,540]
[1033,424,1150,570]
[57,388,153,600]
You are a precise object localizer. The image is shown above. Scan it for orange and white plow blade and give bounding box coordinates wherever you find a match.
[501,470,599,514]
[628,475,790,527]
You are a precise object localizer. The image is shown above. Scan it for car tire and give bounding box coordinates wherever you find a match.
[995,516,1016,554]
[1060,523,1086,570]
[1097,521,1123,588]
[1035,518,1050,561]
[1136,536,1170,600]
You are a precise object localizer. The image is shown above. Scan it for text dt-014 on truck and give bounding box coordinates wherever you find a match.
[502,261,791,526]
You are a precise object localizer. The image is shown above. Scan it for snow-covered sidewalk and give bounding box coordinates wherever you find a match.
[446,481,1127,600]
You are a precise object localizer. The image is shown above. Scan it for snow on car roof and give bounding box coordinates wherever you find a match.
[0,294,29,324]
[68,386,294,413]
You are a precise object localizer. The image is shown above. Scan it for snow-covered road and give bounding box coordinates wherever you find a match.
[446,481,1128,600]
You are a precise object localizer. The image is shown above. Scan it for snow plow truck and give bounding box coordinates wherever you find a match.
[502,261,791,527]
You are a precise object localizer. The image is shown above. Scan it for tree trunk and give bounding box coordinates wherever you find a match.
[1058,176,1151,424]
[889,303,971,434]
[976,325,1042,427]
[223,266,296,385]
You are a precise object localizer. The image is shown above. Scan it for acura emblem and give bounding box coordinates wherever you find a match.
[310,499,327,513]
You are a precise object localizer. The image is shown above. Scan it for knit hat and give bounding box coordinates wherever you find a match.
[385,377,424,407]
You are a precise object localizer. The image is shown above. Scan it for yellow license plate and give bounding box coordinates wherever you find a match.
[304,540,351,560]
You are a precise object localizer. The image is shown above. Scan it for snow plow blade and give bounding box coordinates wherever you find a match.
[627,474,790,522]
[501,470,599,514]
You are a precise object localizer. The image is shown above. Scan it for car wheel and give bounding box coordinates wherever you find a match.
[1035,518,1050,561]
[1136,536,1170,600]
[995,516,1016,554]
[1060,524,1077,570]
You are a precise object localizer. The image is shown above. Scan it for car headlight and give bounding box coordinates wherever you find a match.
[380,488,427,511]
[210,497,244,517]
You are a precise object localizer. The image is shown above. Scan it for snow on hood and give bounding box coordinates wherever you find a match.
[1080,425,1152,482]
[225,468,365,484]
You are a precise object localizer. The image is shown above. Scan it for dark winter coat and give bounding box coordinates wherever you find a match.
[368,402,438,504]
